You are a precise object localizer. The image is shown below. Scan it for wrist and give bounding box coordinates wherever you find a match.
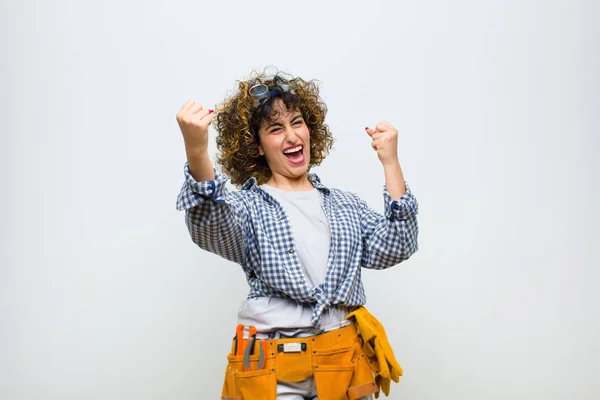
[381,158,401,170]
[185,144,209,160]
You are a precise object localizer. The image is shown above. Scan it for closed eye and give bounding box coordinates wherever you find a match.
[267,115,304,133]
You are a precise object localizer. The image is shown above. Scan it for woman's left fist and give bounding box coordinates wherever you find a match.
[365,121,399,166]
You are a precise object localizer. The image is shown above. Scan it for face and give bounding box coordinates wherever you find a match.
[257,100,311,182]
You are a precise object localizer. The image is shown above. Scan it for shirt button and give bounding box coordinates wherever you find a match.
[298,278,305,284]
[288,248,294,253]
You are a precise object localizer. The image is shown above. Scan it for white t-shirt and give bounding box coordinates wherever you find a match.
[237,184,352,334]
[261,184,330,287]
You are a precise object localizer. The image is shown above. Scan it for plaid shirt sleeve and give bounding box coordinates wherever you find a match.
[359,183,419,269]
[175,163,247,265]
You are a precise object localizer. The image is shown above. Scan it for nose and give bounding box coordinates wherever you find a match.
[284,125,297,144]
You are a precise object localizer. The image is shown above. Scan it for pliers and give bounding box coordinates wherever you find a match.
[242,326,266,372]
[232,324,266,371]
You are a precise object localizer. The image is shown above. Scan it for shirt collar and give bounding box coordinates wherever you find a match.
[307,173,330,193]
[241,173,330,194]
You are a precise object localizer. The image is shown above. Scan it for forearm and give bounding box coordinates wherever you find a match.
[186,145,215,182]
[382,160,406,201]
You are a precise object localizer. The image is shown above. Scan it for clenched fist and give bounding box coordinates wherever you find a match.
[365,121,399,167]
[176,100,214,152]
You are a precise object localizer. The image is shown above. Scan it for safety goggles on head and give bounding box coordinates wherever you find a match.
[248,79,295,106]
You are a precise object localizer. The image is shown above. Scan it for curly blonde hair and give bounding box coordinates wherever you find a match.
[213,69,334,186]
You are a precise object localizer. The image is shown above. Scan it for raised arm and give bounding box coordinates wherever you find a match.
[175,101,247,265]
[361,121,419,269]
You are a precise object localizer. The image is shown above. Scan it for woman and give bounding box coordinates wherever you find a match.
[176,71,419,400]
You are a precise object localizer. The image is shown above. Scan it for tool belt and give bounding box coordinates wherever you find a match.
[221,323,378,400]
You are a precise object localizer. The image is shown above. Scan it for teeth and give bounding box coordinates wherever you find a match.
[283,145,302,154]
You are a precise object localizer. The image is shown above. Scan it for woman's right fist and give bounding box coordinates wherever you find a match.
[176,100,214,151]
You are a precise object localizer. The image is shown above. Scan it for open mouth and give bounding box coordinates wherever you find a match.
[283,145,305,165]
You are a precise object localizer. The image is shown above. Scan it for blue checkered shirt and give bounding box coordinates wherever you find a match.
[176,163,419,327]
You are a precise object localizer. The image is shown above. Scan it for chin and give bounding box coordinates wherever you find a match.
[286,164,309,177]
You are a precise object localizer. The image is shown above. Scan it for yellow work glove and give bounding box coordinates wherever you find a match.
[346,307,403,398]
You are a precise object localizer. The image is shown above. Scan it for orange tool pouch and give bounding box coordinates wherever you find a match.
[221,323,378,400]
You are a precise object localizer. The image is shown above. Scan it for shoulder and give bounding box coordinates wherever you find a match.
[236,176,276,209]
[322,185,366,210]
[329,187,363,204]
[308,172,365,205]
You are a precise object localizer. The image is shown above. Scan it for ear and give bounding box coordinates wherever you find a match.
[258,144,264,156]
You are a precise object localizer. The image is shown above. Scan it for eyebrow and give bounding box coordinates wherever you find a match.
[266,114,303,130]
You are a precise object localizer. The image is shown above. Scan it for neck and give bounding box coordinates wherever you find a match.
[265,173,313,191]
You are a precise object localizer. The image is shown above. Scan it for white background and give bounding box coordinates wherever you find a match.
[2,0,599,399]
